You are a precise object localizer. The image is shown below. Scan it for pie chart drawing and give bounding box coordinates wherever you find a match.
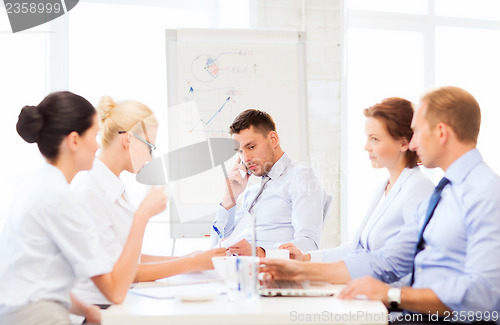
[191,54,219,82]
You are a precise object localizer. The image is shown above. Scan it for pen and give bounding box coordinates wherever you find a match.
[236,257,241,292]
[212,225,223,248]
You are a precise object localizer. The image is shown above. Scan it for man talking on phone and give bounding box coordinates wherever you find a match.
[211,109,329,257]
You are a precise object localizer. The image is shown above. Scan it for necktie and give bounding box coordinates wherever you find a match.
[248,175,271,212]
[410,177,450,285]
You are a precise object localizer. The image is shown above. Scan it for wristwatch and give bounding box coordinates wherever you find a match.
[387,287,401,309]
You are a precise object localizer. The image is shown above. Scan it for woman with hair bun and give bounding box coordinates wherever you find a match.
[70,96,225,314]
[0,91,167,325]
[281,98,435,272]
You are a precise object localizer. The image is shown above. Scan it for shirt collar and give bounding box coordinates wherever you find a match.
[392,167,414,188]
[44,163,69,186]
[93,158,126,202]
[265,152,291,180]
[383,167,414,197]
[444,148,483,185]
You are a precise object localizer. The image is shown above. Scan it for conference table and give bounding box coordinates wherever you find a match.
[102,271,389,325]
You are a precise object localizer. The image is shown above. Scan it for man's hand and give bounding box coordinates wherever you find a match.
[337,276,390,303]
[338,277,453,315]
[221,156,251,209]
[259,258,308,281]
[279,242,311,261]
[227,239,265,257]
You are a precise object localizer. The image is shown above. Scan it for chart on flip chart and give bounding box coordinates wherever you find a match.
[165,29,308,239]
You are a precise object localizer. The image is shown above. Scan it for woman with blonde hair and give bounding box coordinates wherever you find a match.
[0,91,166,325]
[71,96,225,311]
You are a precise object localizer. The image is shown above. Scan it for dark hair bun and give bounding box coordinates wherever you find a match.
[17,105,44,143]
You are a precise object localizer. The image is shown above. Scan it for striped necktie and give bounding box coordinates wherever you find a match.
[248,175,271,212]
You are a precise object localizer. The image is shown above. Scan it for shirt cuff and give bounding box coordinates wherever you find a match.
[292,236,319,253]
[215,203,236,228]
[429,279,467,312]
[343,251,373,280]
[308,250,324,262]
[259,243,277,252]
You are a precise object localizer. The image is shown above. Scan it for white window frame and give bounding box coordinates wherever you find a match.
[341,0,500,243]
[1,0,253,254]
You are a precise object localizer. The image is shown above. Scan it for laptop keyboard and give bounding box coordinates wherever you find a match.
[259,279,338,297]
[261,279,304,289]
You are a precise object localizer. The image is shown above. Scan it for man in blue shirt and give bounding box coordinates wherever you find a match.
[211,109,329,257]
[261,87,500,320]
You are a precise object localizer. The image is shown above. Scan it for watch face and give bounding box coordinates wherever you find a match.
[388,287,402,305]
[388,287,401,310]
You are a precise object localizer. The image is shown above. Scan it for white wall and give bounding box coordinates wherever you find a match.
[256,0,343,248]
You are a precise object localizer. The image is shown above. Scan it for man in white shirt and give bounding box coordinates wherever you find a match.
[211,109,328,257]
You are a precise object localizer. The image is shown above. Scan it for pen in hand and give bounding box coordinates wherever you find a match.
[213,225,223,248]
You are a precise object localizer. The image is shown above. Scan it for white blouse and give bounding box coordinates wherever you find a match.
[71,159,135,304]
[0,164,113,315]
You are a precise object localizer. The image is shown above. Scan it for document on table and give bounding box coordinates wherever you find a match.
[129,270,225,299]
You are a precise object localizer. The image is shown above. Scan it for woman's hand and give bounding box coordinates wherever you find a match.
[259,258,308,281]
[137,186,168,221]
[279,243,311,261]
[192,248,227,271]
[84,304,102,324]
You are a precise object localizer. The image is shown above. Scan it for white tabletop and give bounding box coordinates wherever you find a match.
[102,272,388,325]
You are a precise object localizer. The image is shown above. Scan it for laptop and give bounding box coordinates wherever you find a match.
[259,279,340,297]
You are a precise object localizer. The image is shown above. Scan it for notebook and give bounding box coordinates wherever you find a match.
[259,279,340,297]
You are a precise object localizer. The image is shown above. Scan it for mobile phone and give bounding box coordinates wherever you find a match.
[239,154,252,176]
[242,161,252,175]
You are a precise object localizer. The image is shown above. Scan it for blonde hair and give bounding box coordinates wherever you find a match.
[421,86,481,144]
[97,96,158,147]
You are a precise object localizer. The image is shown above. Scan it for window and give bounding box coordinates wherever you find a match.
[348,0,427,15]
[435,0,500,21]
[435,26,500,171]
[0,15,47,227]
[0,0,251,255]
[346,27,424,241]
[344,2,500,242]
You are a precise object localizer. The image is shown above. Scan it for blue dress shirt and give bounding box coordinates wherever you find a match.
[344,149,500,315]
[211,152,328,252]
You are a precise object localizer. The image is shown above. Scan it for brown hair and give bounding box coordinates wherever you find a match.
[364,97,418,168]
[420,86,480,144]
[229,109,276,135]
[16,91,96,162]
